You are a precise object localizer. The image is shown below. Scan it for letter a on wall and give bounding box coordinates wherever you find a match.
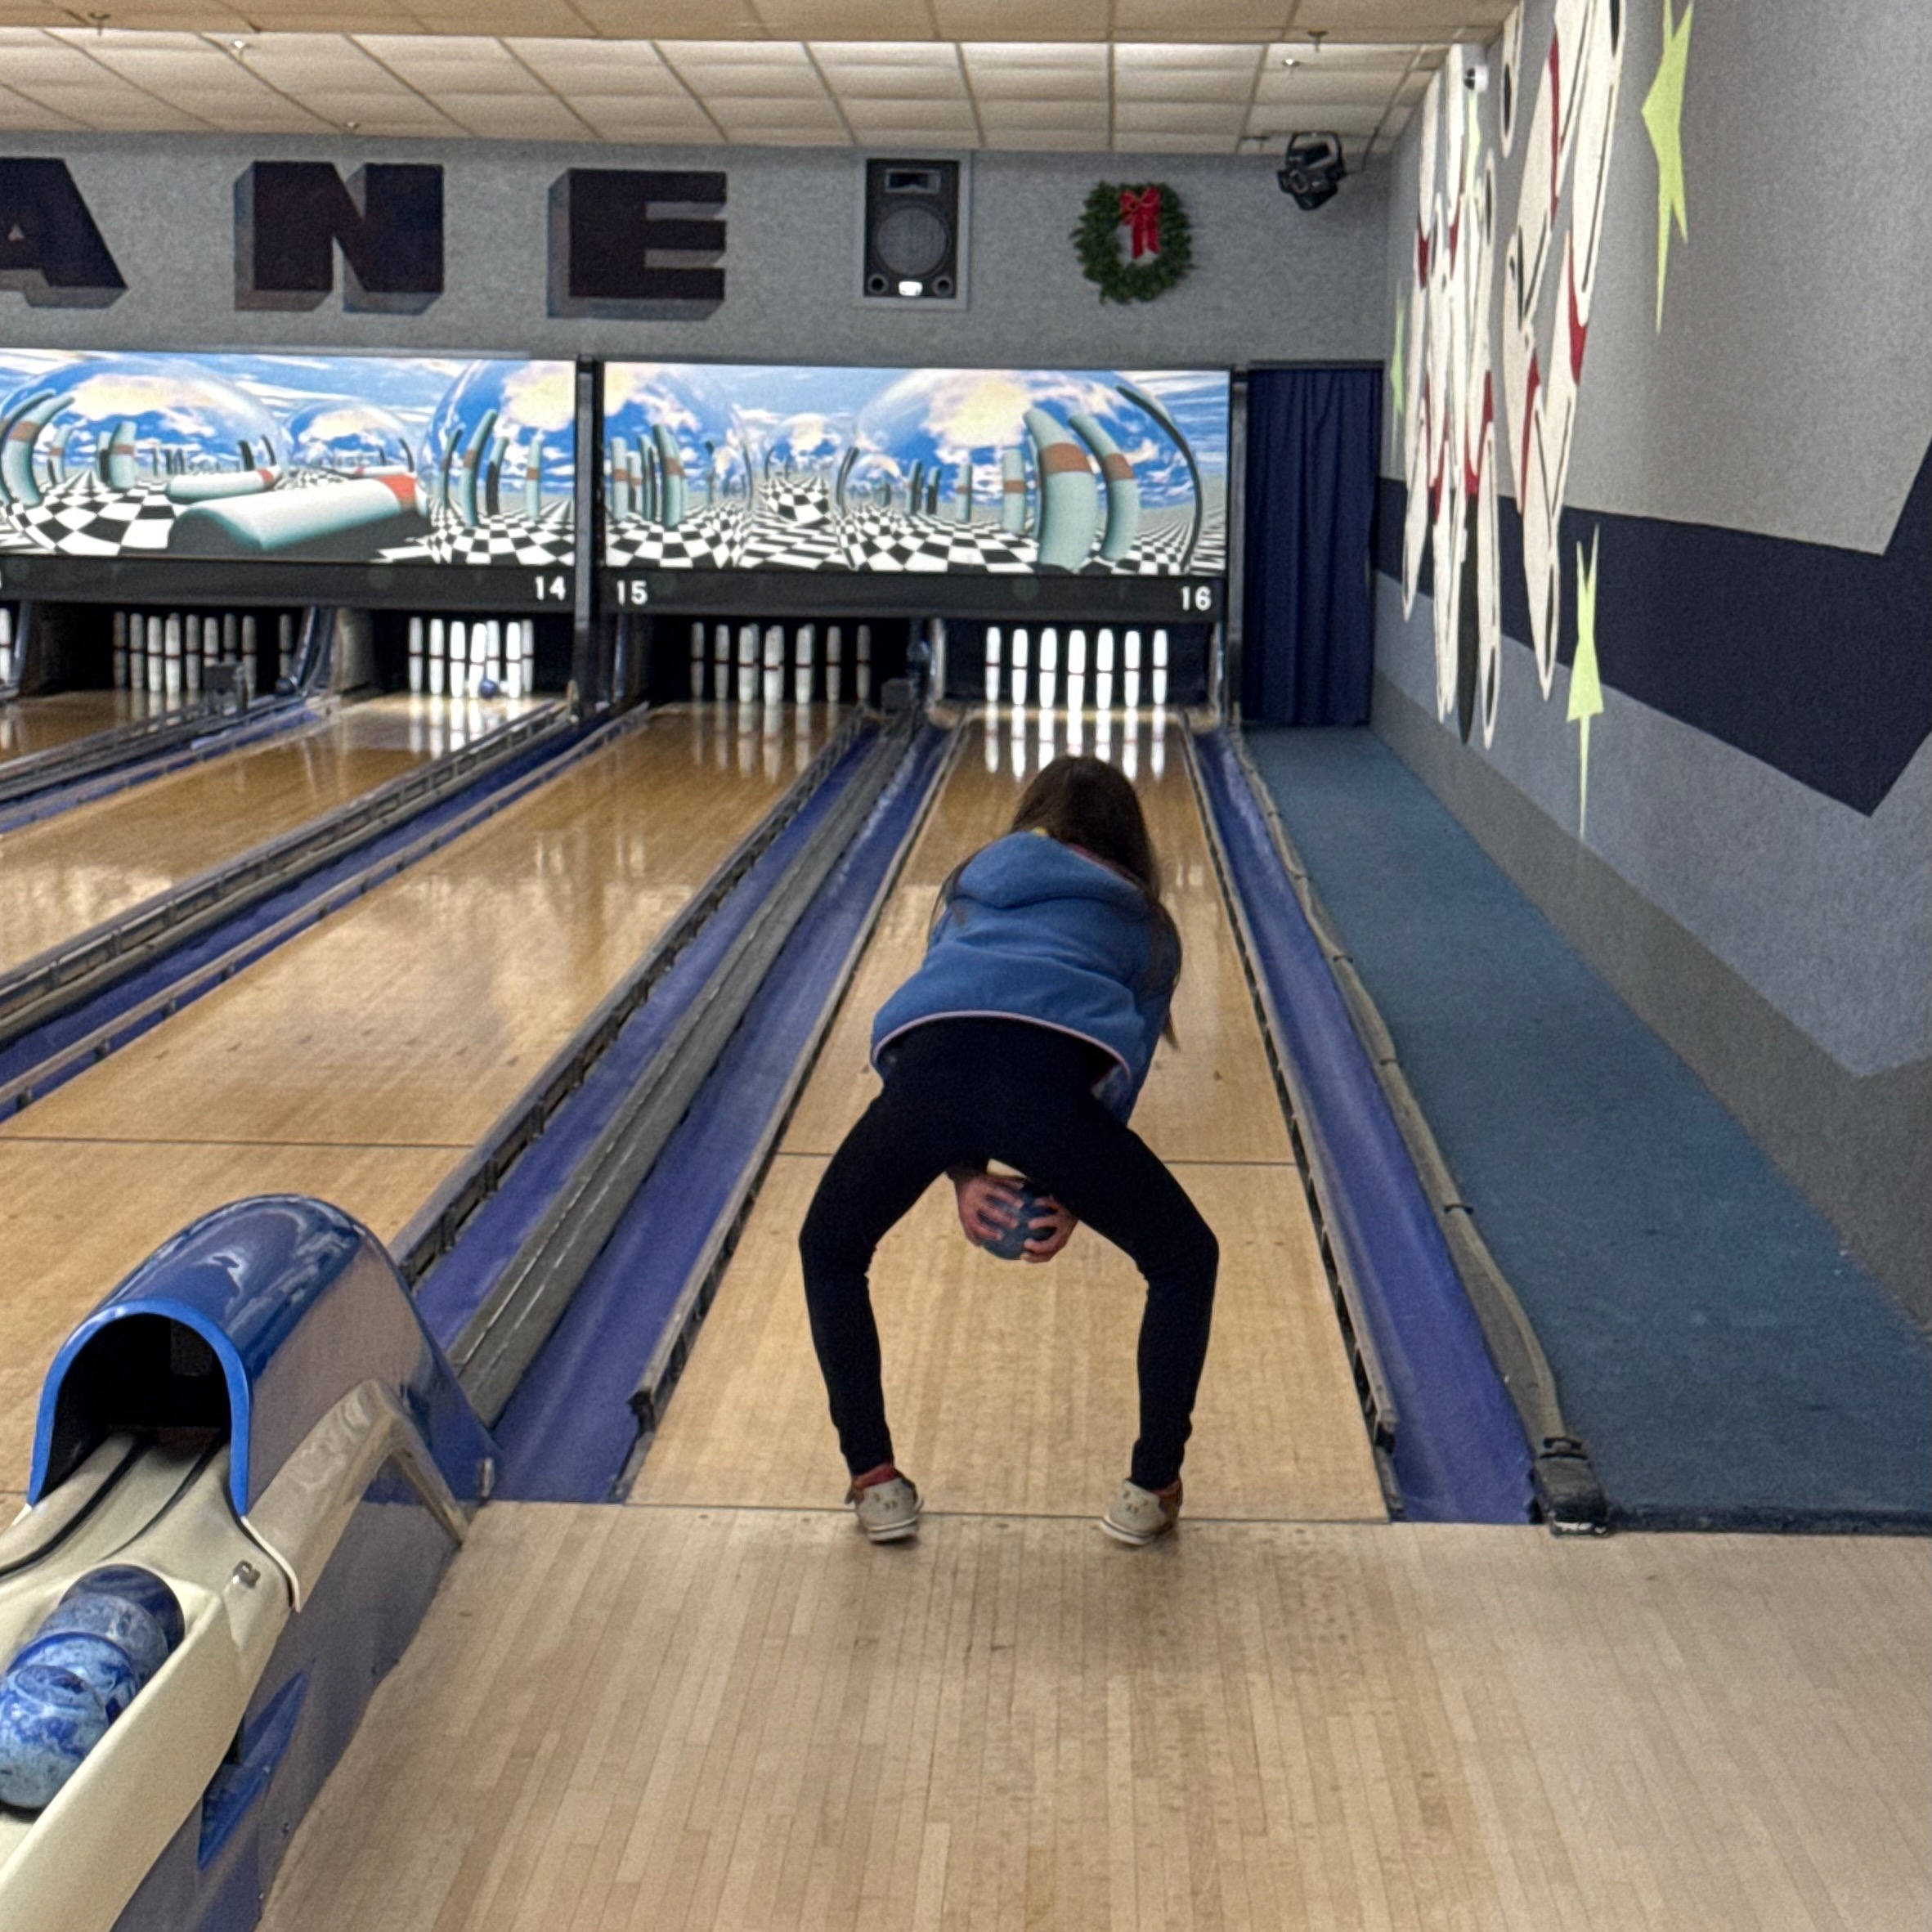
[235,161,443,313]
[0,159,126,307]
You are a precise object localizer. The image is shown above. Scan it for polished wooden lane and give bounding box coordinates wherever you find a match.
[0,693,542,976]
[258,1505,1930,1932]
[0,689,169,764]
[0,704,836,1487]
[639,707,1383,1522]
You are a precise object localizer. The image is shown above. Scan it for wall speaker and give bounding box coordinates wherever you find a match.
[861,158,967,305]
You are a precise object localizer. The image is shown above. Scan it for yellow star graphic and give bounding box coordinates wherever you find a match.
[1567,529,1604,841]
[1389,299,1405,428]
[1643,0,1694,330]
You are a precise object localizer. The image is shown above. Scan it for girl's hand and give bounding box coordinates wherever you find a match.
[953,1169,1023,1245]
[1022,1197,1078,1263]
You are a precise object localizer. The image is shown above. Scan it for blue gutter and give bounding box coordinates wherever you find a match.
[412,723,885,1350]
[1193,726,1532,1523]
[0,715,601,1111]
[481,724,951,1501]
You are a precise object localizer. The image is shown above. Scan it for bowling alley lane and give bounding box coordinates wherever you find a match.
[0,702,838,1486]
[634,708,1387,1524]
[0,688,167,765]
[0,692,539,977]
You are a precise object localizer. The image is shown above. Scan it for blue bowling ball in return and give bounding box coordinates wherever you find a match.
[40,1591,168,1683]
[7,1634,140,1721]
[979,1181,1052,1262]
[0,1663,112,1811]
[65,1567,184,1656]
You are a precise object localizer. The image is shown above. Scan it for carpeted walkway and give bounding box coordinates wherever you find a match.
[1244,726,1931,1530]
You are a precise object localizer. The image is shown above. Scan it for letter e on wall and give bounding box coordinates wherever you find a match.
[547,169,725,319]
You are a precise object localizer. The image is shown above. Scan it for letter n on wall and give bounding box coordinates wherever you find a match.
[549,169,725,319]
[0,159,125,307]
[235,161,443,313]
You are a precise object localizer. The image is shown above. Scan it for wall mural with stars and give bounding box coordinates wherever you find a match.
[0,352,576,569]
[600,365,1227,580]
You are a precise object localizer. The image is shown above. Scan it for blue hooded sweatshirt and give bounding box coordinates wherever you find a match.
[870,830,1178,1120]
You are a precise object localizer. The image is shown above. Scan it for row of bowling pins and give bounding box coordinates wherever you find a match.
[0,605,16,687]
[689,621,872,708]
[985,625,1171,712]
[110,610,288,702]
[406,616,535,700]
[984,696,1171,783]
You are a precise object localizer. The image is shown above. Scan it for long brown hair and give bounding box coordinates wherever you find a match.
[943,755,1183,1037]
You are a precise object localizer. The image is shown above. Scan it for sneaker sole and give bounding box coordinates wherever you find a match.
[861,1518,921,1543]
[1098,1514,1172,1546]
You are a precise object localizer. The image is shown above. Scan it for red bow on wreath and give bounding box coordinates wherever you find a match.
[1118,186,1162,259]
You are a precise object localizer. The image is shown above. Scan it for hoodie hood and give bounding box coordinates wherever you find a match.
[955,832,1151,917]
[868,830,1177,1123]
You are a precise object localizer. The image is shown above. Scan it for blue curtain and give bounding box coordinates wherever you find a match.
[1241,367,1382,724]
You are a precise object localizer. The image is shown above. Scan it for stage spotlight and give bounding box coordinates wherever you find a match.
[1277,133,1347,210]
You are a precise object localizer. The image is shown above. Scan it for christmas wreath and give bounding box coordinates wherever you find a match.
[1073,181,1193,303]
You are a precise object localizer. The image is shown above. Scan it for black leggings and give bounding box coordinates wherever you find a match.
[799,1015,1219,1491]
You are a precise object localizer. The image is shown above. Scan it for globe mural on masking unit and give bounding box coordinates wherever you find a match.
[0,352,576,567]
[601,365,1230,578]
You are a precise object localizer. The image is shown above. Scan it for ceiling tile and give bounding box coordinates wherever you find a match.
[0,83,83,128]
[1112,0,1290,36]
[932,0,1109,35]
[753,0,939,34]
[566,1,764,37]
[1292,0,1513,38]
[972,96,1105,128]
[1109,42,1261,69]
[1113,67,1255,103]
[1113,100,1246,132]
[354,35,545,90]
[572,100,720,137]
[1254,71,1402,108]
[431,92,595,133]
[0,38,124,83]
[821,66,966,101]
[8,82,209,130]
[1246,99,1387,137]
[506,38,682,85]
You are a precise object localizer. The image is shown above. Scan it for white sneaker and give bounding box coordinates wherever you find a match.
[847,1472,921,1542]
[1100,1477,1182,1545]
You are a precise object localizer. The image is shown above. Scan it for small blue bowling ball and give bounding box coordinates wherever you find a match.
[477,676,500,699]
[41,1590,167,1684]
[0,1663,111,1811]
[8,1634,140,1721]
[978,1182,1051,1262]
[65,1567,184,1655]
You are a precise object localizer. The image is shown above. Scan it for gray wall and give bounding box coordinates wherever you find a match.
[0,133,1387,368]
[1375,0,1932,1313]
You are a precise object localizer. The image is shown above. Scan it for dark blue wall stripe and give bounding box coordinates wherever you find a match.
[1374,436,1932,814]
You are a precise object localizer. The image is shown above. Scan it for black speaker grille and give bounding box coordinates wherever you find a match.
[874,204,950,278]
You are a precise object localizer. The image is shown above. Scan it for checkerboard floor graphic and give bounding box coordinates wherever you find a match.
[603,499,1226,577]
[0,470,575,567]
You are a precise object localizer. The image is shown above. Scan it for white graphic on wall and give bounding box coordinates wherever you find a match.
[1400,68,1502,744]
[1399,1,1626,748]
[1499,0,1625,699]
